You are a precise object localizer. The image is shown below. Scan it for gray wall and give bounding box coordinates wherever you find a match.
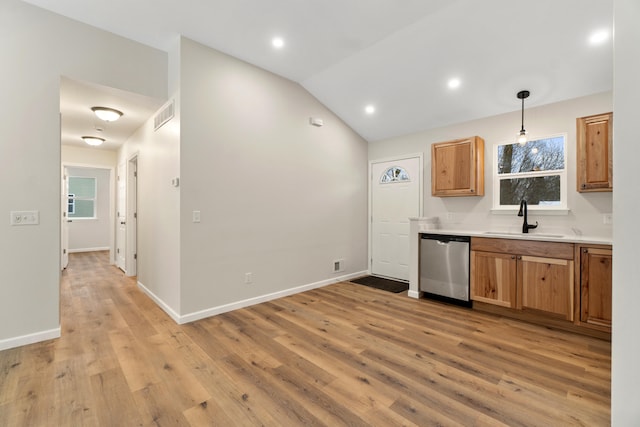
[179,38,368,316]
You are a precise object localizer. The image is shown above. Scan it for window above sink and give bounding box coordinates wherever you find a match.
[492,134,568,214]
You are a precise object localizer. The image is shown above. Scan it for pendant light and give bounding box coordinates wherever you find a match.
[517,90,530,145]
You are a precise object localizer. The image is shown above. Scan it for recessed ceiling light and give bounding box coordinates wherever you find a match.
[589,30,609,45]
[365,105,376,115]
[448,78,461,89]
[272,37,285,49]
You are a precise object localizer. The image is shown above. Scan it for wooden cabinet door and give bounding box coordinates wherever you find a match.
[580,247,612,328]
[577,112,613,192]
[431,136,484,197]
[519,255,574,321]
[471,250,516,308]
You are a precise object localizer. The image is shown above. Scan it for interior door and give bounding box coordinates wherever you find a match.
[371,156,421,281]
[116,162,126,272]
[126,156,137,276]
[61,167,69,270]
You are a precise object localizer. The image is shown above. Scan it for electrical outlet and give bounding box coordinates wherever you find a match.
[192,210,201,223]
[445,212,455,221]
[245,272,253,284]
[603,213,612,225]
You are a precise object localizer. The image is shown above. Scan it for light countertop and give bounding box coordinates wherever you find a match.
[417,228,612,245]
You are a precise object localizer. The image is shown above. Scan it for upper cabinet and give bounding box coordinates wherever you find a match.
[577,112,613,192]
[431,136,484,197]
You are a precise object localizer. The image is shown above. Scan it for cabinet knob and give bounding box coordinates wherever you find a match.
[583,249,588,253]
[581,184,586,189]
[511,256,516,259]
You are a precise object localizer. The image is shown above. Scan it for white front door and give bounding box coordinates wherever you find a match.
[116,162,126,272]
[370,156,422,281]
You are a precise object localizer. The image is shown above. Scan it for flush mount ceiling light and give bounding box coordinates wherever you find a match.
[91,106,123,122]
[82,136,105,146]
[364,104,376,115]
[516,90,530,145]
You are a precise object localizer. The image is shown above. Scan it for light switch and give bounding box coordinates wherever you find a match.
[10,211,39,226]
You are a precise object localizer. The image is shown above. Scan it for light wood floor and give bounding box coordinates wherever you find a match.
[0,251,610,426]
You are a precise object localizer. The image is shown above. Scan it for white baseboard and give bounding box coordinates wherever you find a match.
[138,270,367,325]
[136,281,181,323]
[408,290,423,299]
[68,247,110,253]
[179,270,367,324]
[0,327,61,351]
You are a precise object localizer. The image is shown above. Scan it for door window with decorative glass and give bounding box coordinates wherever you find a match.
[68,176,97,218]
[493,134,567,210]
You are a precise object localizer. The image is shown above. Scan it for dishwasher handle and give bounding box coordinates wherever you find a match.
[420,233,470,244]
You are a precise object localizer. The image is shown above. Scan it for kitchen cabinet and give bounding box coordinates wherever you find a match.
[470,250,516,308]
[518,254,574,321]
[577,112,613,192]
[471,237,575,321]
[431,136,484,197]
[576,244,612,331]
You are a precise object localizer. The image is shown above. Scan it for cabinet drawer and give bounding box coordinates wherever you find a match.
[471,237,574,259]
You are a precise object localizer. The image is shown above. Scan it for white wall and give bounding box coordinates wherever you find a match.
[65,167,111,252]
[369,92,613,238]
[612,0,640,424]
[117,102,181,318]
[178,38,368,317]
[117,38,180,317]
[0,0,166,349]
[62,145,118,168]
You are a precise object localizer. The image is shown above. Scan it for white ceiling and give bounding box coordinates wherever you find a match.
[30,0,613,148]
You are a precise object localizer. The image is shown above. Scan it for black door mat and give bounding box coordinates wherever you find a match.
[350,276,409,293]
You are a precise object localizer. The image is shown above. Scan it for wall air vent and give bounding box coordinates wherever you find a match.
[154,99,175,131]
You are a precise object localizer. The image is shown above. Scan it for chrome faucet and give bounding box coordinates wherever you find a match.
[518,200,538,233]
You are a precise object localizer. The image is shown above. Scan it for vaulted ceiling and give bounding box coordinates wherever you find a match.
[25,0,613,147]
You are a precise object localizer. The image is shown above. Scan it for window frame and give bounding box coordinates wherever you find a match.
[67,176,97,219]
[491,133,568,213]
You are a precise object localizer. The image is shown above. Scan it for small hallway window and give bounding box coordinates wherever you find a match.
[68,176,97,219]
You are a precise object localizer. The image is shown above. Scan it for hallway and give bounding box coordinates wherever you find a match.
[0,251,610,425]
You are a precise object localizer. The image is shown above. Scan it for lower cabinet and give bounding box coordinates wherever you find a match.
[576,244,612,331]
[471,251,516,308]
[471,237,613,336]
[518,255,574,321]
[471,238,575,321]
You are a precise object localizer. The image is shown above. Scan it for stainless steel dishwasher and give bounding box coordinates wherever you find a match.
[419,233,471,306]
